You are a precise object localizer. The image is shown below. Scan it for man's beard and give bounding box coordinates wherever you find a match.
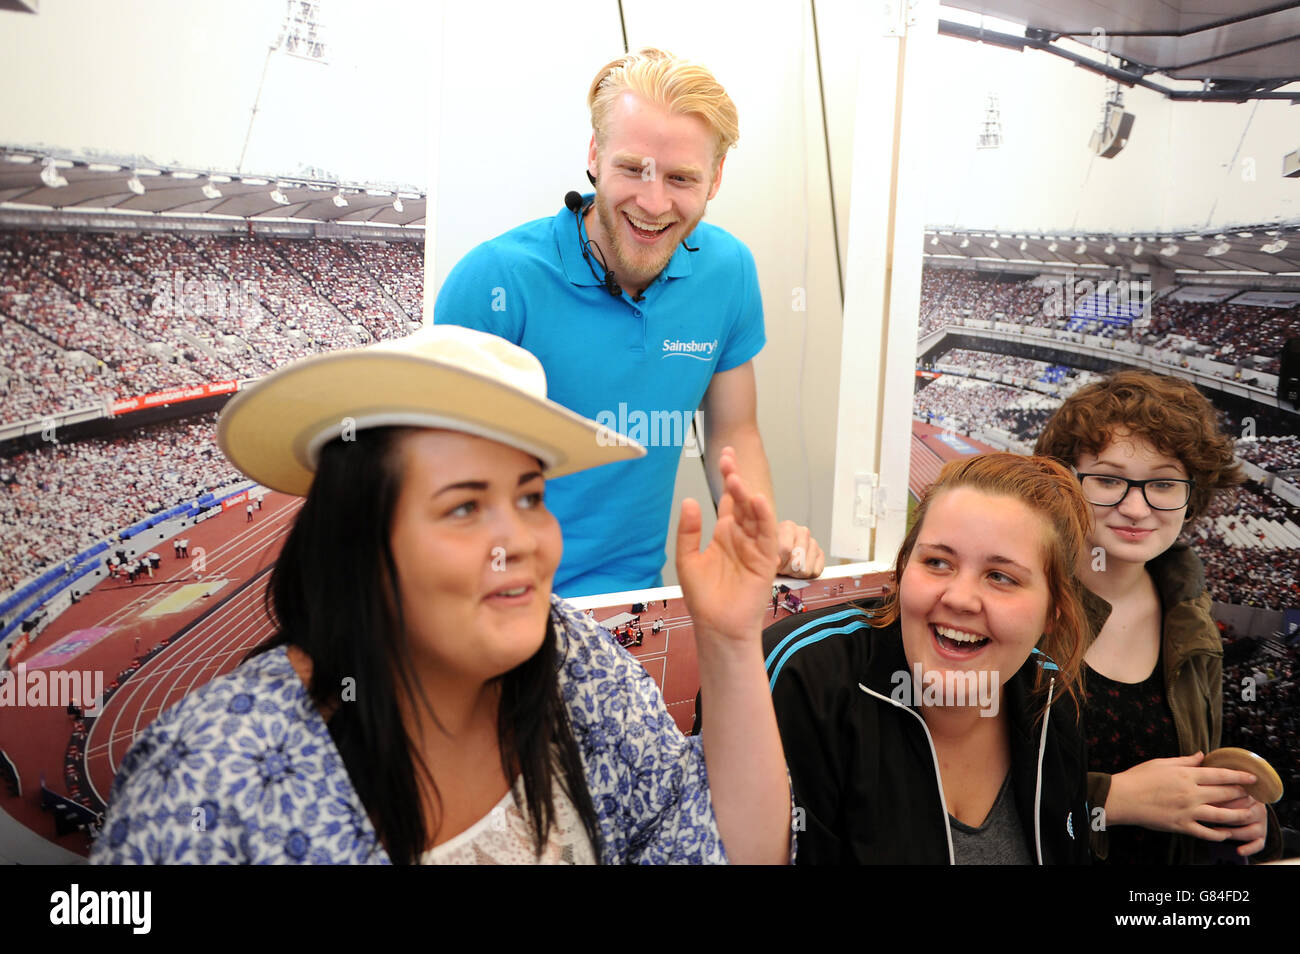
[593,191,704,289]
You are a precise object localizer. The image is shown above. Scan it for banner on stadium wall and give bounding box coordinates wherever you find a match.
[222,491,249,511]
[111,380,238,415]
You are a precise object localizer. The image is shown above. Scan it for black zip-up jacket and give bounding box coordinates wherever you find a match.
[763,601,1091,864]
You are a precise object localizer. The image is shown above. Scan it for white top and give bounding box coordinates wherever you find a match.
[420,776,597,866]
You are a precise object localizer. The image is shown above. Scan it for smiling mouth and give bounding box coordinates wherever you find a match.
[1110,526,1153,538]
[932,623,990,655]
[624,212,673,240]
[484,583,535,604]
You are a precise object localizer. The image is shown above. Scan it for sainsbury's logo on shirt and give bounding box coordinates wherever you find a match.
[661,338,718,360]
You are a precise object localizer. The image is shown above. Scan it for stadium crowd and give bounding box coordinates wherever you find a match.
[0,413,241,593]
[270,238,415,342]
[932,347,1063,383]
[1190,485,1300,611]
[1236,435,1300,476]
[0,228,424,428]
[917,263,1299,376]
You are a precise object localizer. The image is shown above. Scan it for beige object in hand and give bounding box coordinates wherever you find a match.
[1202,747,1284,804]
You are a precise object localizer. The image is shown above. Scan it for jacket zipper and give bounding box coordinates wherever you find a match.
[858,680,1054,865]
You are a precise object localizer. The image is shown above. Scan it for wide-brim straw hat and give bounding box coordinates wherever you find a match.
[216,324,645,496]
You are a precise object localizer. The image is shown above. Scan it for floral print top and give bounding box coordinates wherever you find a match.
[90,596,731,865]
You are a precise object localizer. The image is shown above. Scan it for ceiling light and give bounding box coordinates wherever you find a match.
[1236,231,1253,238]
[990,238,999,249]
[1104,242,1116,255]
[393,195,404,213]
[1133,242,1143,256]
[930,234,938,246]
[40,158,68,188]
[1261,239,1288,253]
[1205,241,1231,256]
[959,236,970,248]
[126,173,145,195]
[201,179,222,199]
[1075,242,1086,254]
[1019,240,1028,252]
[270,185,290,205]
[332,191,348,208]
[1160,243,1179,256]
[1047,241,1058,252]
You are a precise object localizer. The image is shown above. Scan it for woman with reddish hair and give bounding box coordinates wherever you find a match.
[764,452,1094,863]
[1036,370,1277,863]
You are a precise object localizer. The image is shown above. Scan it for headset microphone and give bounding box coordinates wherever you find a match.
[565,187,622,298]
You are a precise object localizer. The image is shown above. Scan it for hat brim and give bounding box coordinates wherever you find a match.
[216,349,645,496]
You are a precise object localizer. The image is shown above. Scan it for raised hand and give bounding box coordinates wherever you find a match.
[676,446,780,645]
[1106,753,1259,841]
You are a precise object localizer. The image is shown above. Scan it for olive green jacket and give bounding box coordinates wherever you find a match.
[1083,543,1280,864]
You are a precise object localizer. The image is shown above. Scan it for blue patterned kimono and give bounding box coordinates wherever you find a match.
[90,596,730,864]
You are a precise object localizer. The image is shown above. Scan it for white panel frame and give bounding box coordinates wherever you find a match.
[831,0,937,563]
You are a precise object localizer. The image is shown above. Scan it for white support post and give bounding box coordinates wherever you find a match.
[830,0,936,563]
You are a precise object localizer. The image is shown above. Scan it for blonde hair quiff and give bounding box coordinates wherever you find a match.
[588,47,739,164]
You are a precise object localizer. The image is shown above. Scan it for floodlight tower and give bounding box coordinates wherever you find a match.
[238,0,329,173]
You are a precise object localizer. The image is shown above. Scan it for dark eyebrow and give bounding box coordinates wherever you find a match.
[433,471,543,497]
[432,480,487,497]
[915,541,1034,577]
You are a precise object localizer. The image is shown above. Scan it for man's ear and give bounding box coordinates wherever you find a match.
[587,135,600,184]
[706,153,726,201]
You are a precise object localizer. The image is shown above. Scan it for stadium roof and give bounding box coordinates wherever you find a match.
[942,1,1300,100]
[0,148,424,227]
[925,224,1300,276]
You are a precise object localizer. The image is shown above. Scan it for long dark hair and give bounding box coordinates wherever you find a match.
[248,427,602,863]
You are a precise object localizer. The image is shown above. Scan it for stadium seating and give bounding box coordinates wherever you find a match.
[0,228,425,428]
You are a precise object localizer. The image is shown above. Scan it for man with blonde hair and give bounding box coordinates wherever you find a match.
[435,48,822,597]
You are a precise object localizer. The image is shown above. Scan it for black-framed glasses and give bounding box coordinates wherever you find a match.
[1076,473,1194,510]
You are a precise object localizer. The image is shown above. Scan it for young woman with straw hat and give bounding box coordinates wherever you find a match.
[91,324,790,865]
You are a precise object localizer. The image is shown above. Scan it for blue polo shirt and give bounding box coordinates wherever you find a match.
[433,197,765,596]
